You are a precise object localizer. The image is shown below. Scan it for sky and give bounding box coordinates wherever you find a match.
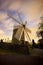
[0,0,43,42]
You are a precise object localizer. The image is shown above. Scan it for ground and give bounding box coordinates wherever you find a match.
[0,48,43,65]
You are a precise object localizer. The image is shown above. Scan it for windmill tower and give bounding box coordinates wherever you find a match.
[8,11,31,44]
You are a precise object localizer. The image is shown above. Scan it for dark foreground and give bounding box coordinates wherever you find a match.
[0,49,43,65]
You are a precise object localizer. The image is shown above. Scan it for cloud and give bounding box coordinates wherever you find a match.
[3,19,14,30]
[22,0,43,20]
[0,34,12,41]
[8,1,21,11]
[0,0,43,22]
[0,11,14,40]
[0,12,7,21]
[7,0,43,24]
[0,29,5,35]
[0,0,14,10]
[0,29,12,41]
[0,11,14,30]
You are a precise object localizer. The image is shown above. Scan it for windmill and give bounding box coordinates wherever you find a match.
[8,11,31,44]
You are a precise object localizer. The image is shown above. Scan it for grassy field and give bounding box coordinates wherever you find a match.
[0,48,17,55]
[0,42,33,55]
[0,46,33,55]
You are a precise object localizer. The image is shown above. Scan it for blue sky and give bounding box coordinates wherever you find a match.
[0,0,43,42]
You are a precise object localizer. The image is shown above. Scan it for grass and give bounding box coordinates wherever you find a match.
[0,48,19,55]
[0,42,34,55]
[0,47,34,55]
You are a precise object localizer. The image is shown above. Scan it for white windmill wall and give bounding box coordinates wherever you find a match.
[14,26,24,41]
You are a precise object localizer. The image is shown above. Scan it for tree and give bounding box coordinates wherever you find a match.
[37,16,43,48]
[0,39,3,43]
[37,16,43,39]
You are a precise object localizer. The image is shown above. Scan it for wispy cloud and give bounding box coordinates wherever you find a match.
[0,29,5,35]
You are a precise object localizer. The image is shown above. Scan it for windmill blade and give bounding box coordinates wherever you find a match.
[16,7,23,24]
[25,27,31,33]
[17,11,23,24]
[19,28,24,41]
[8,14,22,25]
[25,31,31,42]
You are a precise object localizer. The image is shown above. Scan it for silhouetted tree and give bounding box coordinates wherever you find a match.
[0,39,3,43]
[32,39,38,48]
[37,16,43,48]
[32,39,35,47]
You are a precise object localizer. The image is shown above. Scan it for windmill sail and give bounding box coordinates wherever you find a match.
[24,30,31,42]
[8,14,22,24]
[25,27,31,33]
